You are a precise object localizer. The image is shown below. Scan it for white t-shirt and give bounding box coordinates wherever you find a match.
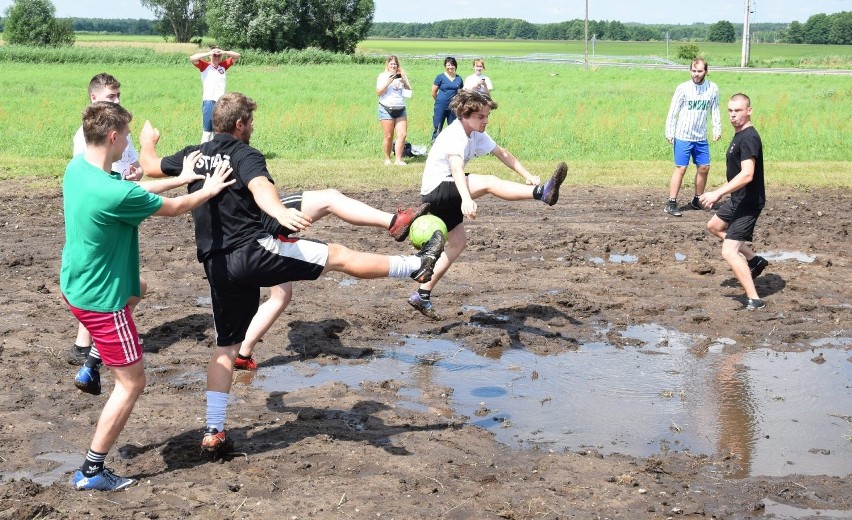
[421,119,497,195]
[464,74,493,93]
[73,126,139,178]
[376,72,406,107]
[198,61,230,101]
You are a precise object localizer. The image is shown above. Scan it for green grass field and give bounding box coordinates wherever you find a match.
[0,38,849,189]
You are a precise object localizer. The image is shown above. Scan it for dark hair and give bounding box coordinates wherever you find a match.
[450,89,498,119]
[87,72,120,96]
[213,92,257,133]
[82,101,132,146]
[444,56,457,68]
[691,57,708,72]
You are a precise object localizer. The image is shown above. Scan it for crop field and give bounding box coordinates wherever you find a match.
[0,36,849,189]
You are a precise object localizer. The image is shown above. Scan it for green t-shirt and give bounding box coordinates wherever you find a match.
[60,155,163,312]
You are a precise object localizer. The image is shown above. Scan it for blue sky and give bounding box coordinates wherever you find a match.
[2,0,849,25]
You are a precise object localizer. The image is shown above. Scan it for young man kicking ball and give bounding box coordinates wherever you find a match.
[139,92,445,450]
[408,89,568,320]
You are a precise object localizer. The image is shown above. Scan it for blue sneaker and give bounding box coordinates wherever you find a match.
[408,292,441,320]
[74,366,102,396]
[72,468,136,491]
[541,162,568,206]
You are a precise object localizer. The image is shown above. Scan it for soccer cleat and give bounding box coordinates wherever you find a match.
[664,200,682,217]
[541,162,568,206]
[748,256,769,279]
[234,355,258,371]
[72,468,136,492]
[745,298,766,311]
[690,195,703,210]
[67,345,91,365]
[201,427,230,452]
[410,230,446,283]
[74,366,102,396]
[389,203,430,242]
[408,292,441,320]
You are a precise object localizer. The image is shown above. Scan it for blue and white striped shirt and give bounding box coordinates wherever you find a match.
[665,79,721,142]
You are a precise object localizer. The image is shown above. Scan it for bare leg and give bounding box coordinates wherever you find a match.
[694,164,710,196]
[668,165,688,199]
[89,361,146,453]
[419,224,466,291]
[207,344,239,395]
[707,216,756,261]
[722,239,759,299]
[301,189,394,228]
[380,119,394,163]
[466,173,536,201]
[322,244,392,278]
[394,118,407,165]
[238,283,293,358]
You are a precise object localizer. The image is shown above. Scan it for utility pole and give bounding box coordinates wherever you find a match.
[584,0,589,69]
[740,0,751,67]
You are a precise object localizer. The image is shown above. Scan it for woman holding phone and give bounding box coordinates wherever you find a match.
[376,55,411,166]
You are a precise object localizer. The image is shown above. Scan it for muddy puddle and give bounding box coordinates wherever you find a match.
[253,324,851,478]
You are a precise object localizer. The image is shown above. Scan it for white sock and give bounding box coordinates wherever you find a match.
[205,390,229,432]
[388,255,421,278]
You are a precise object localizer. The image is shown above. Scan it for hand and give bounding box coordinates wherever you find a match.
[525,175,540,186]
[667,137,674,145]
[699,190,720,209]
[713,133,722,142]
[140,120,160,147]
[177,150,205,184]
[124,165,144,181]
[278,207,313,232]
[461,198,477,220]
[202,159,235,196]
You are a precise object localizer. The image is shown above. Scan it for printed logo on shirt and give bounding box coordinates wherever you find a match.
[688,99,711,111]
[194,153,232,172]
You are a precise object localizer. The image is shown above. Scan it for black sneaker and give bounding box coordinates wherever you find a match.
[541,162,568,206]
[748,256,769,279]
[67,345,91,365]
[689,196,702,210]
[411,230,446,283]
[745,298,766,311]
[74,366,102,395]
[664,200,682,217]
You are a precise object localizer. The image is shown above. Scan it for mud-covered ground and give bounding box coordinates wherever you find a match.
[0,181,849,519]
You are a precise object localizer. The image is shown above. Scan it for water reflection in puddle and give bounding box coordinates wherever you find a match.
[763,499,852,519]
[255,325,852,478]
[587,254,638,264]
[761,251,816,263]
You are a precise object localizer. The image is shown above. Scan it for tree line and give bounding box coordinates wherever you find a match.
[2,0,849,49]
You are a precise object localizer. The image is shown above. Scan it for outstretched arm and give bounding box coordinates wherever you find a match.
[138,120,167,178]
[491,145,539,185]
[139,151,204,194]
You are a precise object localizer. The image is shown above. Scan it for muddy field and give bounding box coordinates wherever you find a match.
[0,181,849,519]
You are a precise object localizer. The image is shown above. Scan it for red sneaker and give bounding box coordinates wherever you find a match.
[389,203,430,242]
[201,427,228,452]
[234,355,258,371]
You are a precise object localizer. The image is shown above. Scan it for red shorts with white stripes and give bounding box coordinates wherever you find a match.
[64,297,142,367]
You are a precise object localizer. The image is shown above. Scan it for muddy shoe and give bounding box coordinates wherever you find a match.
[745,298,766,311]
[408,292,441,320]
[664,200,682,217]
[74,366,101,396]
[690,195,702,210]
[389,203,430,242]
[411,230,445,283]
[72,468,136,492]
[234,355,258,371]
[201,427,232,453]
[67,344,91,365]
[541,162,568,206]
[748,256,769,279]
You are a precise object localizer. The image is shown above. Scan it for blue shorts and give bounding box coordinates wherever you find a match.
[202,100,216,132]
[378,104,406,120]
[673,139,710,167]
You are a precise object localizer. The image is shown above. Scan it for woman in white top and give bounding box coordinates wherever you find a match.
[376,55,412,166]
[463,58,493,96]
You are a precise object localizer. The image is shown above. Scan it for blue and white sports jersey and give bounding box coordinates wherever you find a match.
[665,79,721,142]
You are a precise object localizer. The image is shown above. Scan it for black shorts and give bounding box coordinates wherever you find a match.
[715,200,762,242]
[421,178,467,232]
[260,192,303,238]
[203,236,327,346]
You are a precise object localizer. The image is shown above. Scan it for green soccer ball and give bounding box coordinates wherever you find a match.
[409,215,448,250]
